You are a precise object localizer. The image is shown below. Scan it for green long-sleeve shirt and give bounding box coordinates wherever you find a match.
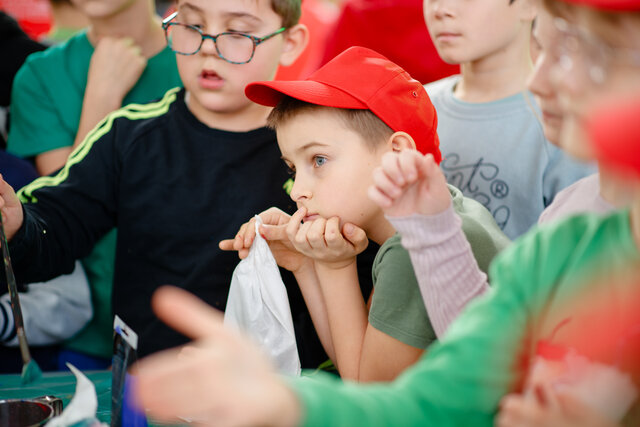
[292,209,640,426]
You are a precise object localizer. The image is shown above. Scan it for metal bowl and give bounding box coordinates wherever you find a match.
[0,396,62,427]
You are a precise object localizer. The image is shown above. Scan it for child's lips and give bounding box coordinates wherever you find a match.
[542,110,563,123]
[198,70,224,90]
[303,214,320,223]
[435,32,461,43]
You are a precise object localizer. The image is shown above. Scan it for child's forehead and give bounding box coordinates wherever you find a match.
[175,0,275,21]
[276,111,369,156]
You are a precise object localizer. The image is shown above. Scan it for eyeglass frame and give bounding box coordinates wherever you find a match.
[553,17,640,85]
[161,11,286,64]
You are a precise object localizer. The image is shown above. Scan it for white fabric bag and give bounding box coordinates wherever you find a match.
[224,216,301,376]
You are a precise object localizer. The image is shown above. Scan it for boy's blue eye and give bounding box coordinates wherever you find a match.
[314,156,327,167]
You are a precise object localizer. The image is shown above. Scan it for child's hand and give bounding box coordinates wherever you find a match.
[133,286,301,427]
[219,208,311,273]
[496,387,619,427]
[88,37,147,100]
[286,207,368,270]
[85,37,147,107]
[368,151,451,217]
[0,175,24,240]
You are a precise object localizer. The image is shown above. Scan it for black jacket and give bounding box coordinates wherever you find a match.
[9,88,327,359]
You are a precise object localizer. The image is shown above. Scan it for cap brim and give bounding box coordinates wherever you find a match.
[246,80,368,109]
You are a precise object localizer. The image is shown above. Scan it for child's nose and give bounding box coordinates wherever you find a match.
[428,0,453,19]
[290,178,311,202]
[200,37,220,58]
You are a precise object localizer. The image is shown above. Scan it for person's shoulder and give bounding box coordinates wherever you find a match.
[22,31,88,66]
[95,88,183,142]
[538,174,607,223]
[504,209,630,269]
[449,184,496,223]
[449,184,511,265]
[374,233,410,268]
[378,233,403,253]
[15,32,89,88]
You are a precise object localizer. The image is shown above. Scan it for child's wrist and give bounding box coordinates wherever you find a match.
[314,257,357,272]
[291,258,315,276]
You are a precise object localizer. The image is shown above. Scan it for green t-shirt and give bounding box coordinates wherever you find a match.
[8,31,182,358]
[294,210,640,426]
[369,234,435,349]
[9,31,181,157]
[368,185,509,349]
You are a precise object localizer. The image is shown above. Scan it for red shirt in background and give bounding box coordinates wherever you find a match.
[275,0,341,81]
[0,0,52,40]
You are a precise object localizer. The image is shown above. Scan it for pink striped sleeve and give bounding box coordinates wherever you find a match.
[388,206,489,337]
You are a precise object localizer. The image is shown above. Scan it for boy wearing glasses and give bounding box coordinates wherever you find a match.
[0,0,309,359]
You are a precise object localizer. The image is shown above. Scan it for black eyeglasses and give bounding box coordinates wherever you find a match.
[162,12,286,65]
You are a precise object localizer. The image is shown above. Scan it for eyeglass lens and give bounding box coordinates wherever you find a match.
[166,24,256,63]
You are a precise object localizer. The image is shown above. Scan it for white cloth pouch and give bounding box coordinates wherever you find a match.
[224,216,301,376]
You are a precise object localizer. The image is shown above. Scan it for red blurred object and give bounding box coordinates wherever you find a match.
[0,0,52,40]
[545,267,640,371]
[275,0,340,81]
[587,95,640,177]
[318,0,459,85]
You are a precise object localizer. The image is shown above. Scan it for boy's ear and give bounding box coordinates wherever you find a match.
[279,24,309,67]
[388,132,416,152]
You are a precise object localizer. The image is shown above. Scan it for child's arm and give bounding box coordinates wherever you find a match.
[1,261,92,345]
[286,214,422,381]
[36,38,147,175]
[369,151,489,337]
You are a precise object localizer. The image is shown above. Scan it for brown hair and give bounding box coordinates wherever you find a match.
[267,97,394,150]
[271,0,302,28]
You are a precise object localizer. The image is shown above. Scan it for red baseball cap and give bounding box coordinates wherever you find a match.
[586,96,640,177]
[558,0,640,11]
[245,46,441,161]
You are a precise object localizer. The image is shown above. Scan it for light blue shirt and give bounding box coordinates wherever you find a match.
[426,75,595,239]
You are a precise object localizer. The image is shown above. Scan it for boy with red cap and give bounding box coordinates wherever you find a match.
[221,46,508,382]
[131,2,640,421]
